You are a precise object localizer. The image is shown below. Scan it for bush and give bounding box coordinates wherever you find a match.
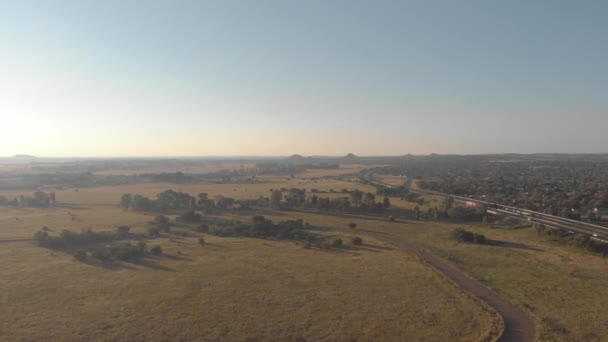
[148,227,161,237]
[110,242,145,261]
[473,233,486,244]
[195,224,209,233]
[332,238,343,247]
[351,236,363,245]
[348,222,357,229]
[150,245,162,255]
[116,225,130,236]
[303,242,312,249]
[177,210,201,223]
[198,237,206,246]
[452,228,486,244]
[154,215,170,225]
[92,249,111,262]
[33,230,49,246]
[73,250,87,261]
[321,241,332,250]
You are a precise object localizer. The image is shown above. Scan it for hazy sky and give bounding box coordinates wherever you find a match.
[1,0,607,157]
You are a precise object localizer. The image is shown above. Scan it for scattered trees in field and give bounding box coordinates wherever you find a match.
[0,191,55,207]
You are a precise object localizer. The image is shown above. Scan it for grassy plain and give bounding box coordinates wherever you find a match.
[0,177,499,341]
[290,211,608,342]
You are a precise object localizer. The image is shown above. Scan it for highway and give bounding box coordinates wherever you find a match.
[365,175,608,242]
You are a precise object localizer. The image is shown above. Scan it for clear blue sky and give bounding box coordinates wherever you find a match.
[1,0,607,156]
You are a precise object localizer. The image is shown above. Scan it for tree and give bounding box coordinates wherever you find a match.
[197,192,209,208]
[443,196,454,211]
[270,189,283,209]
[413,206,421,219]
[363,192,376,208]
[348,222,357,229]
[351,236,363,245]
[150,245,163,255]
[120,193,132,210]
[383,197,391,209]
[310,194,318,206]
[350,190,363,207]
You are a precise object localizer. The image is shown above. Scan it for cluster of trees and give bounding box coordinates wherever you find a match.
[416,197,486,222]
[269,188,391,212]
[33,226,163,262]
[120,190,252,213]
[210,216,313,241]
[451,228,487,244]
[535,224,608,256]
[33,227,116,249]
[0,191,56,207]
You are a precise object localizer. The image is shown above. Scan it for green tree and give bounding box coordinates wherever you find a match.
[270,189,283,209]
[120,193,132,210]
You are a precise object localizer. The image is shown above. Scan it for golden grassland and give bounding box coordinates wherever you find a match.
[374,174,407,187]
[289,210,608,342]
[93,163,257,176]
[0,180,500,341]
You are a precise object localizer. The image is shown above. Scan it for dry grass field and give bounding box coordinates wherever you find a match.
[0,177,501,341]
[297,212,608,342]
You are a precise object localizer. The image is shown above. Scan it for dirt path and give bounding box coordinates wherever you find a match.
[361,230,536,342]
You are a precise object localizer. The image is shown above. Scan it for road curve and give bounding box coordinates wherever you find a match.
[362,231,536,342]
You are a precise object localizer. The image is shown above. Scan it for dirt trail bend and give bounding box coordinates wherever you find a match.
[365,232,536,342]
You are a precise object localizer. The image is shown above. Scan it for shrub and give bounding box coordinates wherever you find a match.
[116,225,130,236]
[177,210,201,223]
[92,249,111,262]
[195,224,209,233]
[303,242,312,249]
[33,230,49,246]
[452,228,486,244]
[351,236,363,245]
[159,222,171,232]
[150,245,162,255]
[73,250,87,261]
[154,215,169,225]
[198,237,206,246]
[332,238,343,247]
[136,241,147,253]
[473,233,486,244]
[348,222,357,229]
[110,242,145,261]
[148,227,161,237]
[321,241,332,250]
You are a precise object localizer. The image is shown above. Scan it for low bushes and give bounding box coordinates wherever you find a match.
[351,236,363,245]
[451,228,486,244]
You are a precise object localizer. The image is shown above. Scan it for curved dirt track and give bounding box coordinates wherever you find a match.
[363,231,535,342]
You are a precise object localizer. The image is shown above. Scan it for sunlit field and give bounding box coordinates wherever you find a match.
[0,176,500,341]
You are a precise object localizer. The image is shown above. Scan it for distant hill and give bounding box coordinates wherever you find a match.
[342,153,360,162]
[12,154,37,159]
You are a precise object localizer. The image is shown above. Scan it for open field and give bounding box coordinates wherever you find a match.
[374,174,407,187]
[0,178,501,341]
[93,163,257,176]
[285,210,608,342]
